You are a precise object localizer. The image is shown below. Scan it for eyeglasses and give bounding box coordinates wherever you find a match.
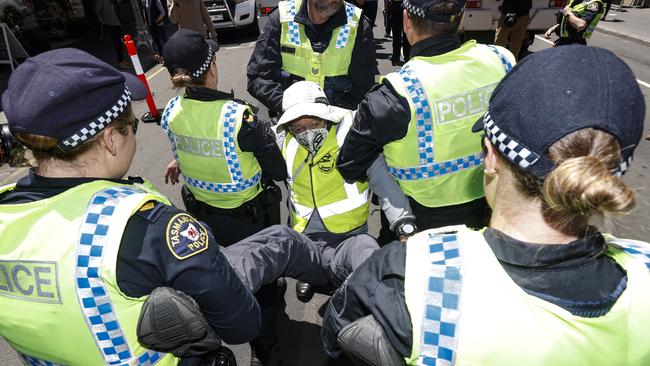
[288,119,326,135]
[130,118,139,135]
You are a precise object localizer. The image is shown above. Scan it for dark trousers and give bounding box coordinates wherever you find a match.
[362,1,378,27]
[103,24,125,63]
[390,1,410,62]
[378,196,491,245]
[149,21,168,54]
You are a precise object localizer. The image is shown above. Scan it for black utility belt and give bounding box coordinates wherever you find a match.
[197,197,258,217]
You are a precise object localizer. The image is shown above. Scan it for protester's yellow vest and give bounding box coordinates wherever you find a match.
[278,0,361,87]
[161,96,262,209]
[561,0,604,39]
[282,110,369,234]
[383,41,515,208]
[0,181,177,366]
[404,226,650,365]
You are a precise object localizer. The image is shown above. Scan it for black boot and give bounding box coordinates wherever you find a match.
[295,281,314,303]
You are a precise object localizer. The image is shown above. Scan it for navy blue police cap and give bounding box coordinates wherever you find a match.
[2,48,148,151]
[163,29,220,78]
[402,0,466,22]
[472,45,645,180]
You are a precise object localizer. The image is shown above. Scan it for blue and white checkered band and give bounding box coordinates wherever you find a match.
[287,0,301,46]
[387,65,483,181]
[614,154,633,177]
[403,0,426,18]
[57,85,132,152]
[160,98,261,193]
[486,45,513,73]
[192,44,214,78]
[76,186,165,365]
[419,231,462,366]
[334,3,356,49]
[483,112,540,170]
[19,353,64,366]
[611,240,650,271]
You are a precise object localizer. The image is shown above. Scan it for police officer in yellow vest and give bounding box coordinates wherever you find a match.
[246,0,378,116]
[323,46,650,365]
[0,48,367,366]
[276,81,379,303]
[160,30,287,246]
[337,0,516,245]
[545,0,604,46]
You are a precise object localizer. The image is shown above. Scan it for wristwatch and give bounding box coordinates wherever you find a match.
[395,221,417,238]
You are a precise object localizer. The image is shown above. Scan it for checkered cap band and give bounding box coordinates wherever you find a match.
[57,85,132,151]
[403,0,426,18]
[611,239,650,271]
[76,186,166,365]
[160,98,261,193]
[191,44,214,78]
[486,45,513,74]
[419,231,462,366]
[483,112,540,170]
[615,155,633,177]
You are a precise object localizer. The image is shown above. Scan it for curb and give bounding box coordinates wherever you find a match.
[597,24,650,47]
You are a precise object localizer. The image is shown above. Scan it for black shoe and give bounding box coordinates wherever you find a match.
[295,281,314,303]
[250,349,264,366]
[391,58,404,67]
[276,277,287,299]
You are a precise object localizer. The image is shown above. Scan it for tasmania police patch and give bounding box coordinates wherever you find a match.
[166,213,209,260]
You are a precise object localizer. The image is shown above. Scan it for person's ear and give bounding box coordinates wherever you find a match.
[483,137,500,176]
[100,126,119,156]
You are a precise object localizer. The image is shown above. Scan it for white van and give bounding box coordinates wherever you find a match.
[203,0,259,32]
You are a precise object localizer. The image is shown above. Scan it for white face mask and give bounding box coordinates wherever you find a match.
[295,128,329,155]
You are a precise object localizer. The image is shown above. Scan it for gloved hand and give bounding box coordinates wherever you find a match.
[137,287,222,358]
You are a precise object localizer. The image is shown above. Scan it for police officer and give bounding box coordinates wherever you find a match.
[337,0,515,244]
[494,0,532,60]
[276,81,379,302]
[0,48,375,366]
[544,0,604,46]
[246,0,378,115]
[388,0,411,66]
[323,46,650,366]
[160,30,286,247]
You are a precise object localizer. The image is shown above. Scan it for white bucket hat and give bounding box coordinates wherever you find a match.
[276,81,344,132]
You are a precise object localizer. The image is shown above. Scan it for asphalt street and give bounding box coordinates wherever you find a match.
[2,6,650,366]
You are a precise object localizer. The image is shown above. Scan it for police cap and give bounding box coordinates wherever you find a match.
[402,0,466,22]
[163,30,220,79]
[2,48,147,152]
[472,45,645,180]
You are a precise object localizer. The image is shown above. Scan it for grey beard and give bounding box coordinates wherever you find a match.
[313,0,341,17]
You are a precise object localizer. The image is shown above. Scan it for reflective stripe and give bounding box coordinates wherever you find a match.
[389,65,483,181]
[161,98,261,193]
[609,239,650,271]
[285,137,300,189]
[317,184,369,219]
[286,0,301,46]
[486,45,513,73]
[75,187,165,365]
[418,232,462,366]
[334,3,357,49]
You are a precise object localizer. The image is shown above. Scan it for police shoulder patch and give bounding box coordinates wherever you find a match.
[166,213,209,260]
[586,2,600,11]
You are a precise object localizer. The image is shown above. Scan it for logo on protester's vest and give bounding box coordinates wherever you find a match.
[316,153,335,174]
[166,213,209,260]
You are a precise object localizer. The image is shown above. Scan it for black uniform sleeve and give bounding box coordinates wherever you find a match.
[348,16,379,106]
[237,110,288,181]
[116,202,262,345]
[247,10,284,114]
[580,4,601,24]
[321,242,412,358]
[336,82,411,181]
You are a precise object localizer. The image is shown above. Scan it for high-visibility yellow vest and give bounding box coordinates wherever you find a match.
[0,181,177,366]
[278,0,361,88]
[282,110,369,234]
[561,0,604,40]
[161,96,262,209]
[404,226,650,365]
[383,41,515,208]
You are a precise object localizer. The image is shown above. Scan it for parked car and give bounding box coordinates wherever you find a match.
[203,0,259,33]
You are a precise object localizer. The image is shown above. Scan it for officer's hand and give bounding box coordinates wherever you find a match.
[164,159,181,185]
[545,25,557,39]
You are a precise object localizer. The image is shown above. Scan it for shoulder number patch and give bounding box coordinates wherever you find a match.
[166,213,209,260]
